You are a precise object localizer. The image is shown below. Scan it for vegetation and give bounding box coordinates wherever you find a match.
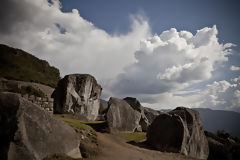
[57,115,96,132]
[216,130,240,143]
[0,44,60,87]
[56,115,99,158]
[116,132,146,142]
[8,85,45,97]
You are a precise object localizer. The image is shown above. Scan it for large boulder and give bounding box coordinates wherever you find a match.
[169,107,209,159]
[147,107,209,160]
[106,97,141,132]
[123,97,150,131]
[52,74,102,121]
[143,107,163,124]
[147,113,189,153]
[0,92,81,160]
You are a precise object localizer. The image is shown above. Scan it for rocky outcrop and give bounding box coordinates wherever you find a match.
[106,97,142,132]
[147,113,189,153]
[205,131,240,160]
[124,97,150,131]
[143,107,163,124]
[106,97,161,132]
[147,107,209,160]
[52,74,102,121]
[0,78,54,113]
[0,92,81,160]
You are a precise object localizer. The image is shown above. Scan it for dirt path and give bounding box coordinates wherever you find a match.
[90,132,197,160]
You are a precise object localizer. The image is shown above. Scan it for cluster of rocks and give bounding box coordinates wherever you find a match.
[22,94,53,113]
[3,73,231,160]
[205,131,240,160]
[106,97,163,132]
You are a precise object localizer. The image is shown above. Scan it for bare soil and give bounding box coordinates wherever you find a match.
[90,132,197,160]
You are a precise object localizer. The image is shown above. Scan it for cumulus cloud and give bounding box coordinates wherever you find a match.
[230,65,240,71]
[109,25,233,96]
[200,79,240,111]
[0,0,150,80]
[0,0,238,112]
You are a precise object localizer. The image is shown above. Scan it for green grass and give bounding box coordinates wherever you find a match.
[8,85,45,97]
[43,153,84,160]
[0,44,60,87]
[57,116,95,132]
[116,132,147,142]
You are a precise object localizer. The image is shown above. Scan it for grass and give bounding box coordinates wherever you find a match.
[0,44,60,87]
[43,153,84,160]
[57,116,95,132]
[8,85,45,98]
[116,132,147,142]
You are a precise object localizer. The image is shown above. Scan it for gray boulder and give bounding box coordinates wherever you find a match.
[147,113,189,154]
[147,107,209,160]
[106,97,141,132]
[0,92,81,160]
[169,107,209,159]
[123,97,150,131]
[143,107,163,124]
[52,74,102,121]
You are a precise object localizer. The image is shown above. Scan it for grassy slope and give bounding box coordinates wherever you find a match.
[0,44,60,87]
[116,132,147,142]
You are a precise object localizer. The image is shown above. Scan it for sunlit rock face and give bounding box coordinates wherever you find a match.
[52,74,102,121]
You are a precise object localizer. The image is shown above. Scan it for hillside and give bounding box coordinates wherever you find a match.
[0,44,60,87]
[195,108,240,138]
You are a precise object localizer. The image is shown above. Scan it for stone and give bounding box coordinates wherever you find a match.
[169,107,209,159]
[123,97,150,132]
[147,113,189,153]
[205,131,240,160]
[106,97,141,132]
[52,74,102,121]
[147,107,209,160]
[143,107,162,124]
[0,92,82,160]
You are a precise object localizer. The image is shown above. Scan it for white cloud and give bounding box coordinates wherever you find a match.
[200,80,240,111]
[0,0,150,80]
[0,0,238,112]
[109,25,233,96]
[230,65,240,71]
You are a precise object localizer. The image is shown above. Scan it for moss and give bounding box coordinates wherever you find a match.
[0,44,60,87]
[116,132,146,142]
[8,85,45,98]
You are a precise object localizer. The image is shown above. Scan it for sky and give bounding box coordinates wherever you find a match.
[0,0,240,112]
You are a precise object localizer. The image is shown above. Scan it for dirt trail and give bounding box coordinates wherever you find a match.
[91,132,197,160]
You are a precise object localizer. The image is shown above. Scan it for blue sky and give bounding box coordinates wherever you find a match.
[59,0,240,44]
[0,0,239,111]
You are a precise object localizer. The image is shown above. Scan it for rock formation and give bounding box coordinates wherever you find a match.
[0,92,81,160]
[205,131,240,160]
[124,97,150,131]
[52,74,102,121]
[147,107,209,160]
[106,97,142,132]
[106,97,161,132]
